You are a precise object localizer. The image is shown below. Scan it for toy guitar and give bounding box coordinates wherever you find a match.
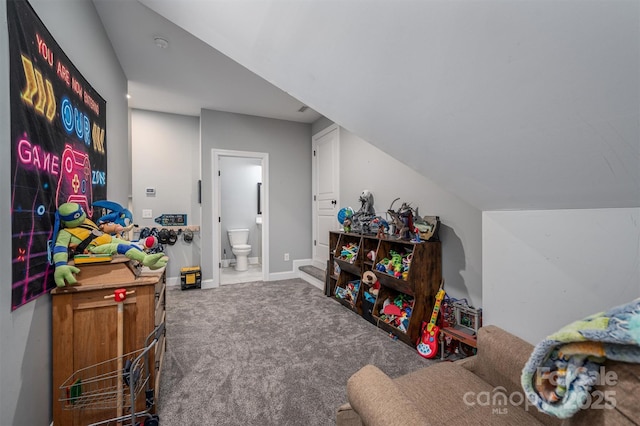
[417,280,445,359]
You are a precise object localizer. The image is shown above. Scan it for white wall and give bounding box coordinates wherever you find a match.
[131,109,201,280]
[0,1,129,424]
[142,1,640,212]
[338,128,483,307]
[483,208,640,344]
[220,156,262,261]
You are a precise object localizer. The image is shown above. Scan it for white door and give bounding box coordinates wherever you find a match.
[312,125,339,268]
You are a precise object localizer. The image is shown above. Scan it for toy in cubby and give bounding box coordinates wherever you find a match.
[374,248,413,280]
[333,261,341,276]
[335,279,361,306]
[361,271,380,304]
[337,242,359,264]
[378,292,415,333]
[361,271,379,324]
[366,250,376,263]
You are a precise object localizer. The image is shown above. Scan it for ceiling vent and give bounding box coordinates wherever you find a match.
[297,105,309,113]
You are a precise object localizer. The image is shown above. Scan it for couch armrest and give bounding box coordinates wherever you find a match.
[474,325,534,395]
[454,354,477,372]
[336,403,363,426]
[347,365,430,426]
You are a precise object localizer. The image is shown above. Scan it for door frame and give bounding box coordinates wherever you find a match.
[211,149,269,287]
[312,124,340,269]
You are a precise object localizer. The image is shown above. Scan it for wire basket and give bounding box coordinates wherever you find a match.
[58,322,164,426]
[59,347,149,411]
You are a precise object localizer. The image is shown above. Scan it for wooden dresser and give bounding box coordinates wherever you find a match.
[51,257,166,426]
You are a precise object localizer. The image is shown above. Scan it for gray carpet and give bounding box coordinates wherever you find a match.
[158,279,436,425]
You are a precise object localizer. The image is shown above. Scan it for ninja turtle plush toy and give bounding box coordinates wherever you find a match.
[51,202,168,287]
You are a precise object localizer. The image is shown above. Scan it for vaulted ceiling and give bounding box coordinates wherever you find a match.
[95,0,639,211]
[93,0,321,122]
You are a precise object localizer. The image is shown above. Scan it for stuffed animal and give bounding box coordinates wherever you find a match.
[51,202,168,287]
[135,235,159,252]
[93,200,134,240]
[98,222,125,237]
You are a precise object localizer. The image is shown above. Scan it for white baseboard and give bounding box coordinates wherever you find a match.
[283,258,325,291]
[268,271,297,280]
[299,271,324,291]
[293,258,324,291]
[179,259,316,288]
[201,278,217,289]
[267,258,312,281]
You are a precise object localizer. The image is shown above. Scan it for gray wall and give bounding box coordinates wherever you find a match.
[337,127,483,306]
[220,156,263,262]
[155,1,639,212]
[311,116,334,136]
[200,110,311,281]
[131,109,201,279]
[0,0,129,424]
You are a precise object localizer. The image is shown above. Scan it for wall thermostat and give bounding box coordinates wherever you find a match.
[145,187,156,196]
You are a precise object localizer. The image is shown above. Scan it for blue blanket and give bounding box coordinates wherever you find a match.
[521,298,640,419]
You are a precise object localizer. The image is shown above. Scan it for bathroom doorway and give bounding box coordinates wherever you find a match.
[212,149,269,286]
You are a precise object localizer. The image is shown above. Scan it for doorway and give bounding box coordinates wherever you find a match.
[312,124,340,269]
[212,149,269,286]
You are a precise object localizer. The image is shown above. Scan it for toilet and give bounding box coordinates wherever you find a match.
[227,229,251,271]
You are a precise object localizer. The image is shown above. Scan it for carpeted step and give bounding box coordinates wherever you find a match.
[299,265,325,282]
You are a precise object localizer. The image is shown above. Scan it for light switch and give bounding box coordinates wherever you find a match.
[142,209,152,218]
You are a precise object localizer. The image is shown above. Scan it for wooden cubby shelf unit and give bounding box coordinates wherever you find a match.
[326,231,442,346]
